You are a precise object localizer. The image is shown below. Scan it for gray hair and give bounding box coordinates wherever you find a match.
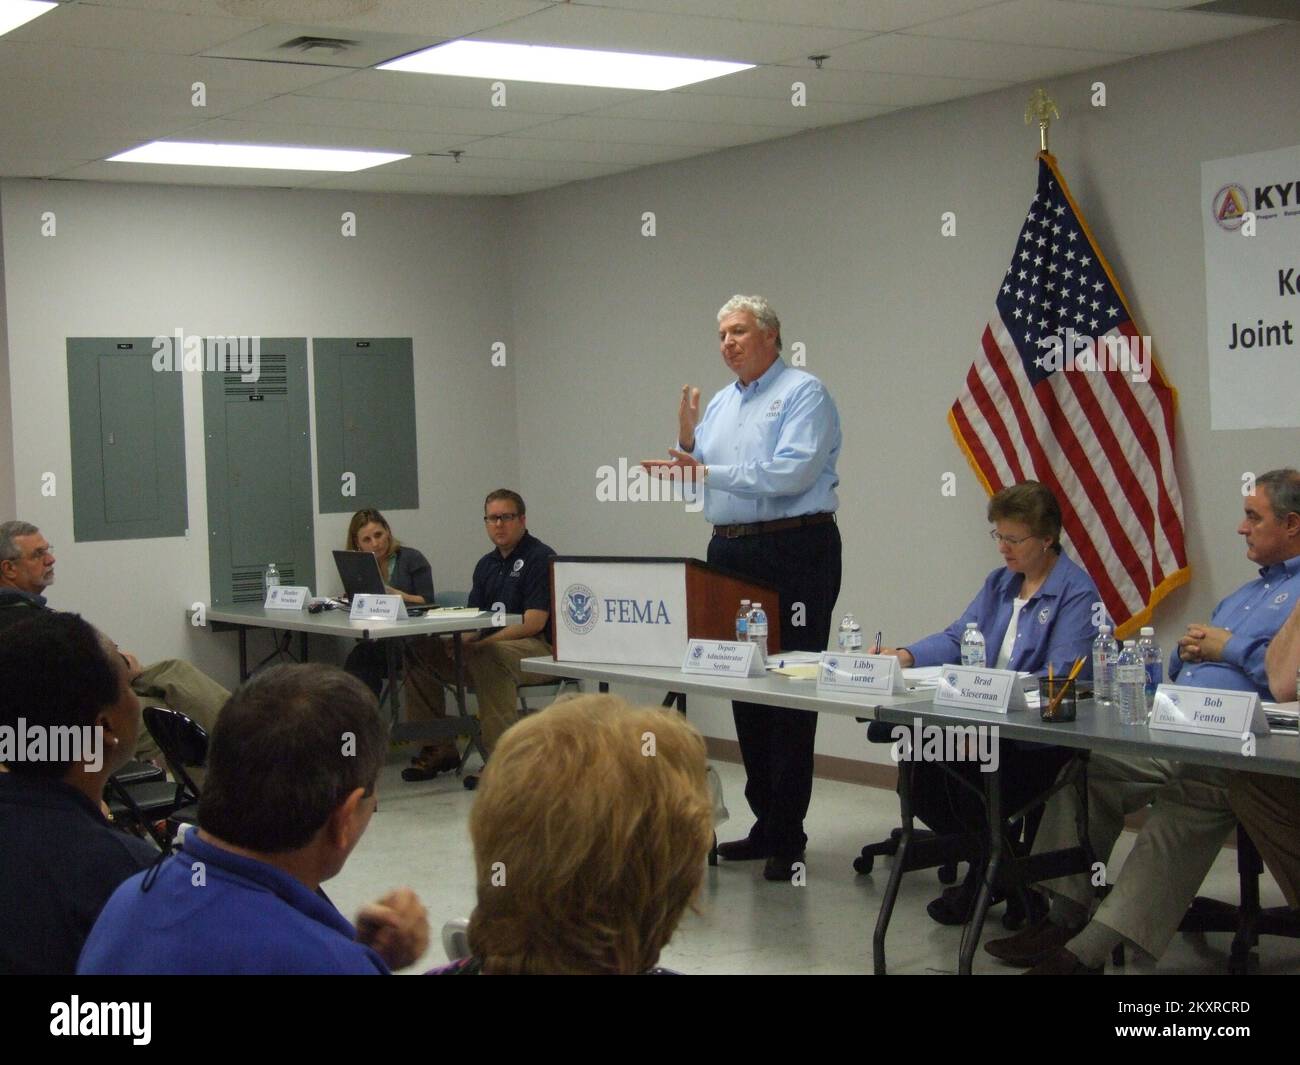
[0,521,39,563]
[1257,469,1300,522]
[717,295,782,353]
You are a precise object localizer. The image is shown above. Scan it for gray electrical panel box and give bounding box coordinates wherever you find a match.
[203,338,315,605]
[313,338,418,513]
[66,337,188,542]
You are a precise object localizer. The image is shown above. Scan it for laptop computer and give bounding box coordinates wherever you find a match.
[331,550,433,616]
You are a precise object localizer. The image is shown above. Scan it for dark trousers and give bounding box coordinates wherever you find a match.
[345,640,388,697]
[707,520,842,853]
[911,742,1074,839]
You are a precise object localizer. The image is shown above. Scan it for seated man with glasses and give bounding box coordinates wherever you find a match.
[402,490,557,787]
[0,520,230,765]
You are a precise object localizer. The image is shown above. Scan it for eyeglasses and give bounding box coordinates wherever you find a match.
[989,530,1034,546]
[483,514,519,525]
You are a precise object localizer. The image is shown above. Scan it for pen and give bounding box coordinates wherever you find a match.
[873,631,882,654]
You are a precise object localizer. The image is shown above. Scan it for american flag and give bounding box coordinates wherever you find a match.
[948,153,1189,638]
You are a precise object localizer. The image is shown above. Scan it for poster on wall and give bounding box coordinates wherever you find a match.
[1203,143,1300,429]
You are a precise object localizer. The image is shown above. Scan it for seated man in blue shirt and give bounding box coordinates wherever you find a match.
[986,468,1300,973]
[79,664,429,975]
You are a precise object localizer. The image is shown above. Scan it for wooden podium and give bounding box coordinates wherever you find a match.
[549,556,780,667]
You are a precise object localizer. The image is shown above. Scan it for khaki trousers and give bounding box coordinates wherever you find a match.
[402,636,554,756]
[131,659,230,765]
[1229,772,1300,909]
[1034,753,1235,958]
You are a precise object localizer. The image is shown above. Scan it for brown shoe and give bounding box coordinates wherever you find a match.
[1022,946,1103,975]
[984,918,1080,967]
[401,747,460,783]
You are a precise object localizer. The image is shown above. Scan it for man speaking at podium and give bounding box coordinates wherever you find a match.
[647,295,842,881]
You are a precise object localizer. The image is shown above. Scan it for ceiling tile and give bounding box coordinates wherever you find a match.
[465,3,874,63]
[571,1,1009,33]
[224,93,566,137]
[803,32,1133,79]
[7,1,257,54]
[383,153,632,181]
[158,117,461,154]
[675,63,1008,107]
[295,68,652,115]
[597,91,892,128]
[301,170,553,195]
[912,0,1279,52]
[52,159,325,187]
[510,113,794,148]
[442,135,707,166]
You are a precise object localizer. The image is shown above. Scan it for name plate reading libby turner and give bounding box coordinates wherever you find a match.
[349,594,408,622]
[681,640,764,678]
[817,653,906,696]
[1149,684,1270,738]
[933,666,1029,714]
[264,586,309,610]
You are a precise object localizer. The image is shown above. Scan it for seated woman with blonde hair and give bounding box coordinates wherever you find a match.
[434,693,713,974]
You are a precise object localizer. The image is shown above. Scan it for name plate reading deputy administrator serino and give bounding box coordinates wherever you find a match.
[934,666,1030,714]
[349,594,407,622]
[264,586,309,610]
[1149,684,1270,739]
[817,653,906,696]
[681,639,764,678]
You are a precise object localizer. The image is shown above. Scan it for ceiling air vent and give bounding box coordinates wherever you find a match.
[277,35,361,59]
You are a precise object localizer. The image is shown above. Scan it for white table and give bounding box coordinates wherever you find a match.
[205,604,518,758]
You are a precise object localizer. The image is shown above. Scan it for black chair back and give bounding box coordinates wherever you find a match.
[142,705,208,799]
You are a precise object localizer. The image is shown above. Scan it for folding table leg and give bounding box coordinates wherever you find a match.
[874,759,914,975]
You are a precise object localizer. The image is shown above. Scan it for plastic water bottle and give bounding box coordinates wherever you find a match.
[1137,626,1163,711]
[1091,625,1119,704]
[264,562,280,595]
[960,622,986,667]
[748,603,768,651]
[735,599,751,643]
[1115,640,1146,726]
[838,613,863,653]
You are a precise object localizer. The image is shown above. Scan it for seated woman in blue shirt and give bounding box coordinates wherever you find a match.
[879,481,1099,925]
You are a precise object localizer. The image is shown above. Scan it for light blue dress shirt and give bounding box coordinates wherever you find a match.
[1169,555,1300,699]
[689,358,841,525]
[903,553,1100,680]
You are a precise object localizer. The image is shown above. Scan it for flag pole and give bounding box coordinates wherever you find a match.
[1024,88,1059,154]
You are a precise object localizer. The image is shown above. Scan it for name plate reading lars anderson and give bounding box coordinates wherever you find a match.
[681,639,764,678]
[933,665,1031,715]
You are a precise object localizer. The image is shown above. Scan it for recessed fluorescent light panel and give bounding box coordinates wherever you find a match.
[0,0,57,39]
[379,40,752,91]
[107,142,408,172]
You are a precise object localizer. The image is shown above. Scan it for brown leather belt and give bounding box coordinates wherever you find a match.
[713,512,835,539]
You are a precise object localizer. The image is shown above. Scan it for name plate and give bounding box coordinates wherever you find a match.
[817,653,905,696]
[934,666,1029,714]
[263,586,309,610]
[682,639,764,677]
[350,594,407,622]
[1149,684,1270,738]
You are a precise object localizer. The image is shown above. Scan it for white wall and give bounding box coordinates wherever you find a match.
[0,180,517,684]
[503,24,1300,762]
[0,203,12,520]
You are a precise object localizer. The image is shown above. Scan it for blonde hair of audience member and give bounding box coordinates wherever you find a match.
[466,694,713,974]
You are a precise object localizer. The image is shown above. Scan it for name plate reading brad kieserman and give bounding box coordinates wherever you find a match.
[933,665,1031,714]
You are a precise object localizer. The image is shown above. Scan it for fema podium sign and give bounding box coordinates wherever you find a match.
[553,560,690,667]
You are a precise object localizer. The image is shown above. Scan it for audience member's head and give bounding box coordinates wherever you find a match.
[198,664,387,881]
[0,611,138,784]
[467,694,712,974]
[0,520,55,595]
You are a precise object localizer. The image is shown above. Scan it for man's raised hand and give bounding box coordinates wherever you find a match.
[678,384,701,451]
